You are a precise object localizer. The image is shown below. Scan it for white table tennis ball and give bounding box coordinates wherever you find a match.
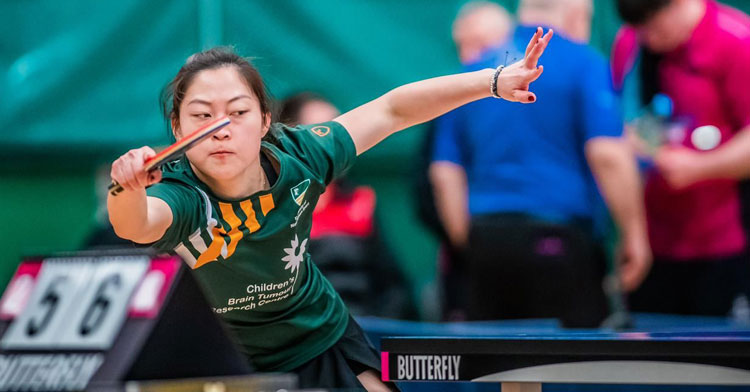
[691,125,721,151]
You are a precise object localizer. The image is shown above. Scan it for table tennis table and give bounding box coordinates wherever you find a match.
[381,331,750,391]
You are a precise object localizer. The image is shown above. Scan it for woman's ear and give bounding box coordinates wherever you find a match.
[261,112,272,137]
[171,117,181,140]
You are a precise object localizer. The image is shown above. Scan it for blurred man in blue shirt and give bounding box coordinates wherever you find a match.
[423,1,513,322]
[430,0,651,327]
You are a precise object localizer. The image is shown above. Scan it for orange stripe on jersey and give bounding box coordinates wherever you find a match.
[195,226,226,269]
[259,193,275,216]
[219,202,244,258]
[240,199,261,233]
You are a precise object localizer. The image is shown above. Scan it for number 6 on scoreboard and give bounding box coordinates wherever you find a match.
[80,275,121,336]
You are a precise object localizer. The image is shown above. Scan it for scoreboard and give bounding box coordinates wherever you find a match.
[0,252,256,391]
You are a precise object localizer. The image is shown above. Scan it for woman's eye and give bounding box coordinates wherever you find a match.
[231,110,248,116]
[192,113,211,119]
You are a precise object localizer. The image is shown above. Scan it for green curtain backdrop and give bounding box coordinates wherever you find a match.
[2,0,748,319]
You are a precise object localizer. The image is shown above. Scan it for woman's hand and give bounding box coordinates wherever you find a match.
[110,146,163,193]
[108,146,172,244]
[496,27,553,103]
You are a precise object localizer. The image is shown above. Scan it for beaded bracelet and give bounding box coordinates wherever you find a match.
[490,65,505,99]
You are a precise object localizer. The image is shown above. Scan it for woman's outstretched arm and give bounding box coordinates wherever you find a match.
[336,27,553,155]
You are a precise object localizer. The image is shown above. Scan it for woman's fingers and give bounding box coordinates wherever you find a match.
[148,169,163,186]
[120,161,137,191]
[111,146,157,192]
[527,65,544,84]
[129,149,149,188]
[512,90,537,103]
[111,164,128,192]
[524,29,553,70]
[524,27,543,59]
[138,148,158,187]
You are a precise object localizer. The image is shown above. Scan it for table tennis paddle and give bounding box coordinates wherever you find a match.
[108,116,231,196]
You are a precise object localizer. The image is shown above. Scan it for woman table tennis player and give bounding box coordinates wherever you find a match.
[107,27,552,390]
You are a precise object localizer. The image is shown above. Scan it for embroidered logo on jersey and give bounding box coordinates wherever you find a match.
[290,179,310,206]
[311,125,330,137]
[282,234,307,275]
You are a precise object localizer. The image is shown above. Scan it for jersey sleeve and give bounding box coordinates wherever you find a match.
[145,181,205,251]
[579,53,625,141]
[274,121,357,184]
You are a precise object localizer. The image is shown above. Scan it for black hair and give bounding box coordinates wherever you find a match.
[277,92,331,127]
[160,47,272,135]
[616,0,672,25]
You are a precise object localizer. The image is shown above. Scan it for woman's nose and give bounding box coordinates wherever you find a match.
[213,125,231,139]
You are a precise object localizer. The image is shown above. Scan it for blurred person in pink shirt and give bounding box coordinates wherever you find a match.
[612,0,750,316]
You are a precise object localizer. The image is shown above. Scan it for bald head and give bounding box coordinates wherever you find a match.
[518,0,593,42]
[453,1,512,64]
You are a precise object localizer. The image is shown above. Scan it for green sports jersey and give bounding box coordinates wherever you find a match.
[146,121,357,371]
